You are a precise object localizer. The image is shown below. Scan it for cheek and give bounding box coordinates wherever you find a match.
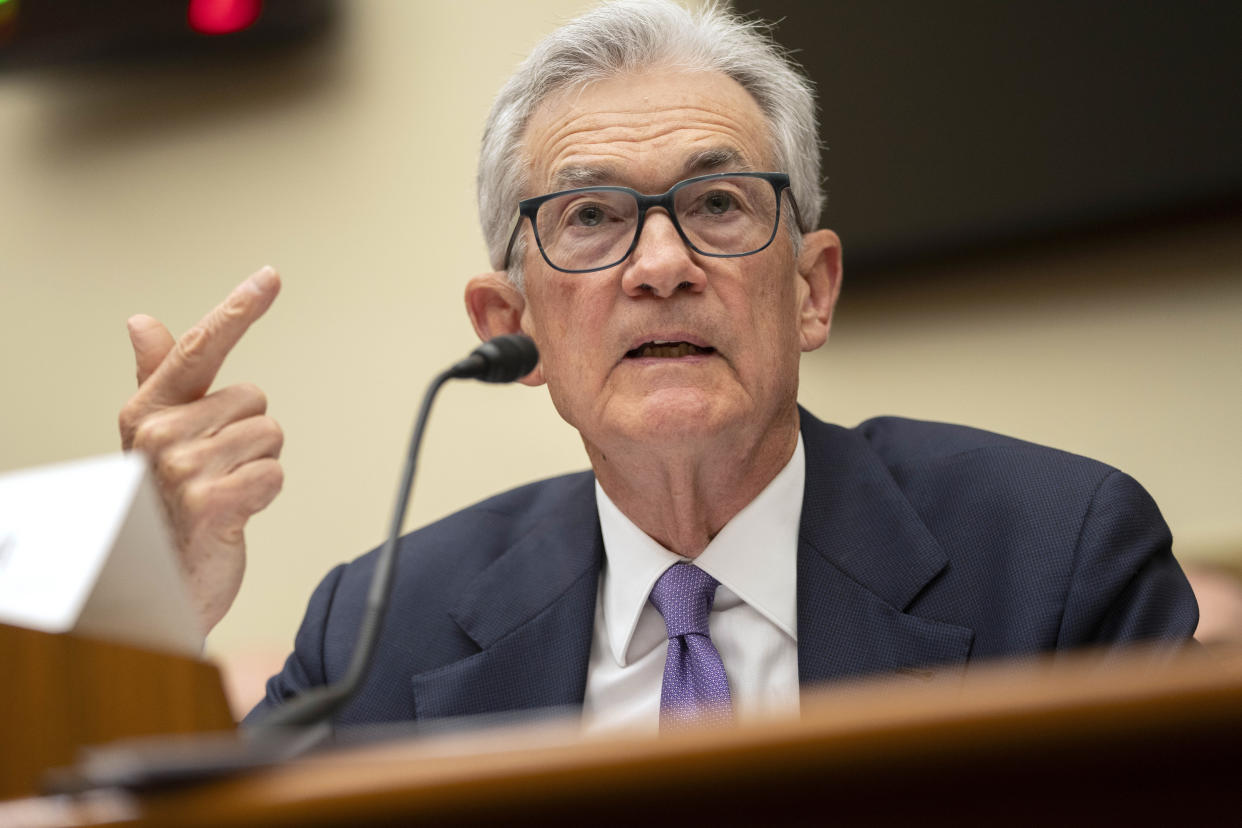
[735,274,804,379]
[526,280,607,375]
[530,282,578,345]
[735,256,797,325]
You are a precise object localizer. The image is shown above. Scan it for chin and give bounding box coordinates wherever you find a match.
[614,388,741,445]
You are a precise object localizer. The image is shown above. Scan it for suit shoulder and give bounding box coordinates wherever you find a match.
[853,415,1115,478]
[339,470,595,587]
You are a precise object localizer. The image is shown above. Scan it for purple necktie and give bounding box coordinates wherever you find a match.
[649,563,733,729]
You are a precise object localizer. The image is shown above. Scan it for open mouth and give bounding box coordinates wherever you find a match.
[624,340,716,359]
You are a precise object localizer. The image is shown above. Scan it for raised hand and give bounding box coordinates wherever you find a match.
[118,267,284,635]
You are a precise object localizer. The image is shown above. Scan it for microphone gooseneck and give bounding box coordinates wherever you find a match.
[255,334,538,732]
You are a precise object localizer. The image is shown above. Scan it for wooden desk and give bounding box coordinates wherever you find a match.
[4,648,1240,826]
[0,624,233,801]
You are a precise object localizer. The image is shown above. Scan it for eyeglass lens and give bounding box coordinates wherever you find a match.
[533,175,779,272]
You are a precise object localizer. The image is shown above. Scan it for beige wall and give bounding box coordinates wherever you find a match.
[2,0,1239,683]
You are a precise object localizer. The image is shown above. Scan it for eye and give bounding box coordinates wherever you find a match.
[702,191,736,214]
[570,203,607,227]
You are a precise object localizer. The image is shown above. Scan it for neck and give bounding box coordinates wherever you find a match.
[586,407,801,557]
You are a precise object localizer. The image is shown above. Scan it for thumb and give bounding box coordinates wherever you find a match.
[127,314,176,387]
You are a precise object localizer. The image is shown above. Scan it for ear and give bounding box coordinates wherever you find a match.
[464,271,546,386]
[795,229,844,353]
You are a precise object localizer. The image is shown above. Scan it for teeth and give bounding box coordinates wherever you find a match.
[651,343,693,358]
[630,341,713,358]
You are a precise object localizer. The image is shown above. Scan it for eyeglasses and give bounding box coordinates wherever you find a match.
[502,172,802,274]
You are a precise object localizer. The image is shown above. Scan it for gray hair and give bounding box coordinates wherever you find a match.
[477,0,823,289]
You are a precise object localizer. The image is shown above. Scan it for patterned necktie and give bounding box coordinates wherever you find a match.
[649,563,733,729]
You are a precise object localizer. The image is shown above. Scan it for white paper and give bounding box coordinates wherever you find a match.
[0,453,203,655]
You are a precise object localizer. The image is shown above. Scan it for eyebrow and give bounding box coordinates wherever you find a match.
[549,147,754,192]
[684,147,753,176]
[553,166,614,189]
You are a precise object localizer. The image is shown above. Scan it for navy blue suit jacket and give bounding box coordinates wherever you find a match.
[248,411,1197,726]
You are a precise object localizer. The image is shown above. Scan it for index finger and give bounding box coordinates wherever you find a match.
[139,266,281,408]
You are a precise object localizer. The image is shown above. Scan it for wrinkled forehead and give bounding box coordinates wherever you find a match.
[520,68,777,196]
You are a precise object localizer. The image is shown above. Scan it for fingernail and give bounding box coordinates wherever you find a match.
[248,266,277,293]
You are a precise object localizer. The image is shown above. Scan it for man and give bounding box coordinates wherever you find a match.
[118,0,1197,731]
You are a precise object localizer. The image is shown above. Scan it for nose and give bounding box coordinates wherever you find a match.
[620,210,707,298]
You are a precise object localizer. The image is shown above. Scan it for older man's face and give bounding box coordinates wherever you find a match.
[514,68,835,458]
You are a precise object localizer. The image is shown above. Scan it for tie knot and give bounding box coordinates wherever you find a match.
[649,563,719,639]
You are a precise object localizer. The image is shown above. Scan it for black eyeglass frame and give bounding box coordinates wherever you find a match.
[501,171,804,274]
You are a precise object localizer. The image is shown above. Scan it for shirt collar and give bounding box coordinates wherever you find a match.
[595,434,805,666]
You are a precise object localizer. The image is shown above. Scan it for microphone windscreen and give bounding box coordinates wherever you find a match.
[472,334,539,383]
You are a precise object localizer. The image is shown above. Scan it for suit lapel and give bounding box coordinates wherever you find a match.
[409,475,603,720]
[797,411,974,686]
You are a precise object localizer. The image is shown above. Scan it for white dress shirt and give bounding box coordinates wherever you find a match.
[581,436,805,734]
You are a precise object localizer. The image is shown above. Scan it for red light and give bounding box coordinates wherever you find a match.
[188,0,262,36]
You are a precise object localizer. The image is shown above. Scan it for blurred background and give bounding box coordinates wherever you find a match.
[1,0,1239,715]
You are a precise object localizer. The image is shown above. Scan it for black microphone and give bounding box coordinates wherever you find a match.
[255,334,538,732]
[449,333,540,383]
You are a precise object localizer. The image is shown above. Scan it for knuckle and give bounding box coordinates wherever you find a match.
[118,405,141,445]
[214,523,245,547]
[235,382,268,411]
[181,479,214,516]
[221,291,250,321]
[265,460,285,491]
[132,413,175,452]
[156,444,198,483]
[248,461,284,510]
[260,416,284,446]
[175,325,208,362]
